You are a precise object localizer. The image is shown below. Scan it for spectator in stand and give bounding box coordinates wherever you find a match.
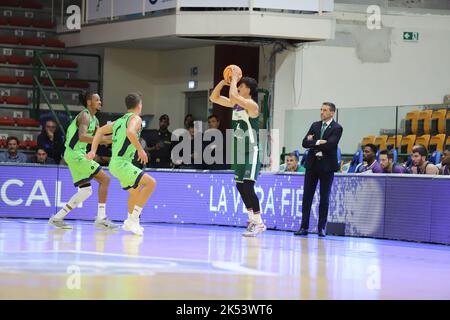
[29,148,56,165]
[439,148,450,175]
[204,114,228,170]
[357,144,383,174]
[279,152,305,173]
[184,114,194,129]
[379,149,407,174]
[146,114,173,168]
[0,136,28,163]
[37,119,64,164]
[410,144,439,175]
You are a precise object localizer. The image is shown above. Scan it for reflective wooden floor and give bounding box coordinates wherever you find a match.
[0,219,449,299]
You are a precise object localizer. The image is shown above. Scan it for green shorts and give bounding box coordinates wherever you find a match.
[232,147,261,183]
[64,149,101,187]
[109,158,144,190]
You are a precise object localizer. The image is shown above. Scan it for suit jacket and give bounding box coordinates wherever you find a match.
[302,120,343,172]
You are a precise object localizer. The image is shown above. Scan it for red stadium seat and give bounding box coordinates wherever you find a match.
[17,76,33,85]
[0,138,7,148]
[0,36,20,45]
[0,0,20,7]
[0,117,15,126]
[0,75,17,84]
[16,117,40,127]
[65,80,89,89]
[21,0,43,10]
[32,19,53,29]
[5,95,29,105]
[8,17,32,27]
[53,59,78,68]
[42,78,65,87]
[8,55,32,65]
[0,17,9,25]
[0,56,8,64]
[43,39,65,48]
[20,37,44,46]
[41,57,55,66]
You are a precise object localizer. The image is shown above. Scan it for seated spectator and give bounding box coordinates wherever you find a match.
[146,114,173,168]
[184,114,194,129]
[29,148,56,165]
[357,144,383,173]
[379,150,407,174]
[0,136,28,163]
[37,119,64,164]
[439,148,450,175]
[280,152,305,173]
[204,114,228,170]
[175,123,204,170]
[410,144,439,175]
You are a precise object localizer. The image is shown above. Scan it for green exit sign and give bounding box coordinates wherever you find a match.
[403,32,419,41]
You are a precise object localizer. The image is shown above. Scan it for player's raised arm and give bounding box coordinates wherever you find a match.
[209,80,234,108]
[87,122,114,160]
[229,68,259,118]
[127,115,148,165]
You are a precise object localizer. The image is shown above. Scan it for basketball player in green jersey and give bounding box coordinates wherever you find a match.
[209,67,266,237]
[49,93,118,230]
[87,93,156,236]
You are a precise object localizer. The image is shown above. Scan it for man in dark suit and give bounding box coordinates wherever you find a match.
[294,102,343,237]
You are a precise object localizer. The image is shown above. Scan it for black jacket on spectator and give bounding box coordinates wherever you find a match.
[37,131,64,164]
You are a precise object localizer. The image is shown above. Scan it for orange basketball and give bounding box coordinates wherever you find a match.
[223,65,242,84]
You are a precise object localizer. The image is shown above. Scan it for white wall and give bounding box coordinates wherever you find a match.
[102,46,215,130]
[275,7,450,155]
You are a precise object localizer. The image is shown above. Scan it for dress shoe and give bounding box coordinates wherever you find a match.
[294,228,308,236]
[318,229,326,237]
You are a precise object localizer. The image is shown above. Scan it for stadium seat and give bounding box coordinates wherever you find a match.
[41,57,54,66]
[429,134,446,153]
[17,76,33,85]
[15,118,40,127]
[0,116,15,126]
[4,95,28,105]
[43,39,65,48]
[21,0,43,10]
[417,110,433,136]
[0,0,20,7]
[20,37,44,46]
[8,55,32,65]
[42,78,65,87]
[0,75,17,84]
[430,109,447,135]
[428,151,442,165]
[415,134,431,149]
[0,17,9,26]
[65,80,89,89]
[386,135,402,150]
[0,138,7,148]
[405,111,420,135]
[0,56,8,64]
[8,17,32,27]
[347,148,363,173]
[374,135,388,151]
[0,36,20,45]
[361,135,376,146]
[400,135,416,154]
[31,19,53,29]
[446,112,450,136]
[53,59,78,68]
[20,139,38,149]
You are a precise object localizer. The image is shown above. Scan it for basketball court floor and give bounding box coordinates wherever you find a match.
[0,218,449,299]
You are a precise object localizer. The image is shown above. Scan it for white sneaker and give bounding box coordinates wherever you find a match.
[48,215,72,230]
[243,222,267,237]
[122,218,144,236]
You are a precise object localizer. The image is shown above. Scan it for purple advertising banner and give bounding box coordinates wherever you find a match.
[0,164,449,244]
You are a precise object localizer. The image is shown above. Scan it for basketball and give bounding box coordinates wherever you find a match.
[223,64,242,84]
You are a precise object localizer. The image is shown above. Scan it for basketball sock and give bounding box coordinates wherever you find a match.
[54,205,72,220]
[253,212,263,224]
[131,206,143,222]
[247,209,254,223]
[97,203,106,220]
[54,186,93,220]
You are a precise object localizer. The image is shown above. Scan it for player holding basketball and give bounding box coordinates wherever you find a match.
[49,92,117,230]
[209,66,266,237]
[87,93,156,236]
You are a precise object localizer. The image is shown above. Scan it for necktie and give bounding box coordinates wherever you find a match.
[320,122,328,139]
